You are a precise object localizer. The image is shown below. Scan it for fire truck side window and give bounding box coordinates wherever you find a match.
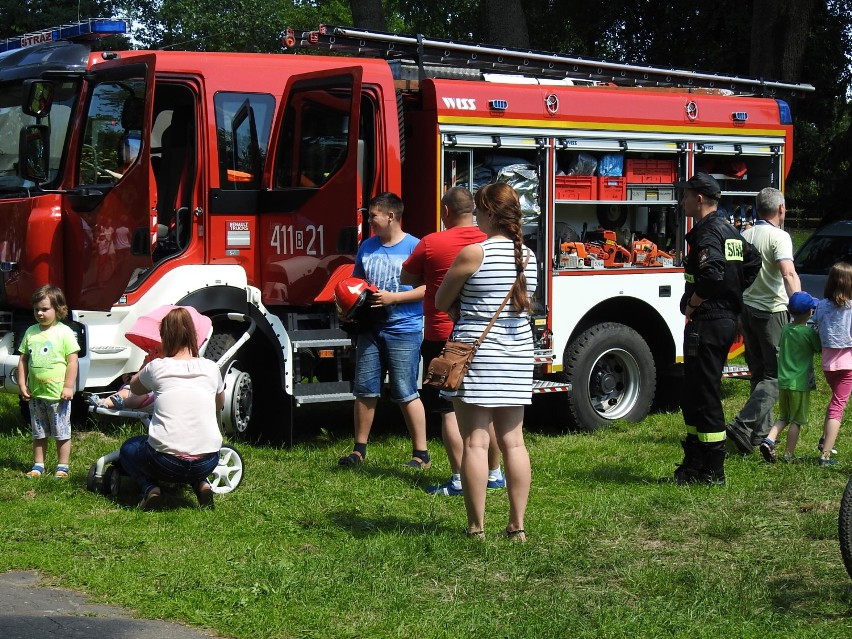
[214,92,275,190]
[77,79,146,186]
[274,80,353,189]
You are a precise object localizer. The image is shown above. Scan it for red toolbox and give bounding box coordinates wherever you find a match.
[625,159,677,184]
[555,176,597,200]
[597,176,627,200]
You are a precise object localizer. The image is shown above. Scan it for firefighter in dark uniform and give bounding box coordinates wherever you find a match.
[674,173,760,485]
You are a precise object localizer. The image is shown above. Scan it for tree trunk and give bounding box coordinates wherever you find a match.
[482,0,530,48]
[350,0,386,31]
[750,0,817,81]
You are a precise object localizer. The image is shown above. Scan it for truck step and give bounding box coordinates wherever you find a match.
[722,364,751,379]
[532,379,571,394]
[534,350,555,364]
[292,381,354,405]
[289,329,353,350]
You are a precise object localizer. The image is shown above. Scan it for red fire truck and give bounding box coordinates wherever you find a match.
[0,20,813,439]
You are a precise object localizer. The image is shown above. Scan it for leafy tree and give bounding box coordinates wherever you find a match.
[121,0,351,52]
[481,0,529,47]
[350,0,386,30]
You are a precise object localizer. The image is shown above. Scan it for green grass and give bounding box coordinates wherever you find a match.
[1,379,851,639]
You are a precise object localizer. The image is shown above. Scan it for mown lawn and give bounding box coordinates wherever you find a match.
[1,376,850,639]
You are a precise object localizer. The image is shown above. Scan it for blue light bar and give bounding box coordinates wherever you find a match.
[776,100,793,125]
[0,18,127,54]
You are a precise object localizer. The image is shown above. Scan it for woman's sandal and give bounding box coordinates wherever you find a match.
[505,528,526,543]
[338,450,364,467]
[465,529,485,540]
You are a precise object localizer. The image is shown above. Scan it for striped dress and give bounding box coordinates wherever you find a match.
[443,238,538,406]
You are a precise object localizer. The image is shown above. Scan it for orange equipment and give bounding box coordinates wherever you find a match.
[583,230,632,267]
[631,238,673,267]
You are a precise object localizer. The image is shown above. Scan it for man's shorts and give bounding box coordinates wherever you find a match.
[354,329,421,403]
[29,398,72,440]
[777,388,811,427]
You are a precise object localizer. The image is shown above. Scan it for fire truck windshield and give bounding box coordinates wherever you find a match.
[0,78,78,194]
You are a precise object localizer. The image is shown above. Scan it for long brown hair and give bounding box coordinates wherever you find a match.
[32,284,69,321]
[474,183,530,313]
[825,261,852,307]
[159,307,200,357]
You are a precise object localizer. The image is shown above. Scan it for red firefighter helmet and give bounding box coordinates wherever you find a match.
[334,277,377,321]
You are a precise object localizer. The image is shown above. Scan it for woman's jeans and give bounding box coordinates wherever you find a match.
[119,435,218,496]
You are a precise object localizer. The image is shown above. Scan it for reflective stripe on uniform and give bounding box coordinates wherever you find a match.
[697,430,726,443]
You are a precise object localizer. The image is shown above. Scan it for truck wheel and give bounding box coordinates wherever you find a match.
[839,476,852,580]
[205,332,255,439]
[563,322,655,430]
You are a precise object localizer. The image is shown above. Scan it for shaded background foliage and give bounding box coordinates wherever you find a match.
[2,0,849,224]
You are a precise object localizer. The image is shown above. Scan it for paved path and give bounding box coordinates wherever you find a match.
[0,570,229,639]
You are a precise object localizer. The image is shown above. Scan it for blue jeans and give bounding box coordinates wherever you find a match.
[119,435,219,496]
[354,329,421,403]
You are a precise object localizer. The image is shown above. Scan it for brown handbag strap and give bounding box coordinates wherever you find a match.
[471,250,530,350]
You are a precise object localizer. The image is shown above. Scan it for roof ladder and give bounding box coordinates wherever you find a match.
[285,24,815,99]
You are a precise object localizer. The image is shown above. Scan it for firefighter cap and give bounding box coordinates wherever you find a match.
[674,172,721,200]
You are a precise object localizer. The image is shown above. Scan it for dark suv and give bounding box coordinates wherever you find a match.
[794,220,852,298]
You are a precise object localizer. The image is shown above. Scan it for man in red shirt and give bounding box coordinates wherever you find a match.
[401,187,504,495]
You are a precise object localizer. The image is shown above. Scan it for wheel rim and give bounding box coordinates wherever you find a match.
[585,347,641,420]
[209,445,243,494]
[222,365,253,434]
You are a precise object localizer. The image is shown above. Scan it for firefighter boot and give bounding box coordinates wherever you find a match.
[698,443,726,486]
[673,436,705,484]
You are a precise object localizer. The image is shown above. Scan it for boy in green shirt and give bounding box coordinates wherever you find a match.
[759,291,821,463]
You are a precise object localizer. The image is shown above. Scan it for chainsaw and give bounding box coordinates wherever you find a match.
[631,238,673,267]
[558,241,588,269]
[582,229,631,267]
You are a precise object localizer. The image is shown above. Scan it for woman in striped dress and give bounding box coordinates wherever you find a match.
[436,182,538,541]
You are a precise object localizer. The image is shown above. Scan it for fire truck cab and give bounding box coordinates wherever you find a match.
[0,21,813,439]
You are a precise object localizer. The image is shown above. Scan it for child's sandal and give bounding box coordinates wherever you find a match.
[107,393,126,409]
[25,465,44,478]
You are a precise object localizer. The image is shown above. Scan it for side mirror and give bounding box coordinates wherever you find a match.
[19,125,50,183]
[22,80,54,118]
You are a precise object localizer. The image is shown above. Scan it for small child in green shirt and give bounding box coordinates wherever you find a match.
[18,285,80,478]
[760,291,821,463]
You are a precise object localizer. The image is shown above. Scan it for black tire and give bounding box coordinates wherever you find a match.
[103,465,121,497]
[839,476,852,579]
[563,322,656,430]
[86,464,99,493]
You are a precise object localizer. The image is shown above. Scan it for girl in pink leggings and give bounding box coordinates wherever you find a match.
[814,262,852,466]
